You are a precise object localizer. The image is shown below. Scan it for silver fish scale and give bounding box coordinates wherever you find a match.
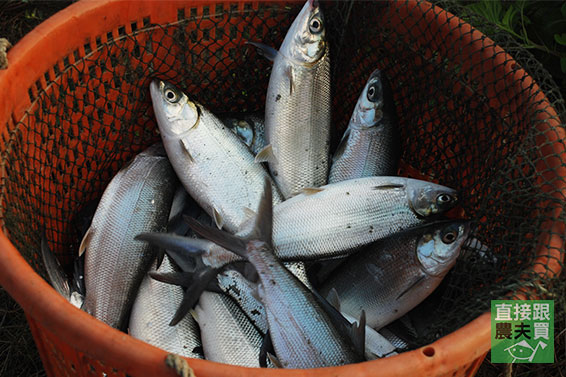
[194,291,266,367]
[272,177,422,260]
[217,269,268,334]
[320,234,442,330]
[162,107,283,233]
[82,148,177,329]
[329,121,399,183]
[129,257,203,358]
[265,51,331,199]
[250,248,361,368]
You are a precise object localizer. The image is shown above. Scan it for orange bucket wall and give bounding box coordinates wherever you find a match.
[0,1,563,376]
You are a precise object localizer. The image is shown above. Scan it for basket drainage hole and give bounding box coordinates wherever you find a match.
[423,347,435,357]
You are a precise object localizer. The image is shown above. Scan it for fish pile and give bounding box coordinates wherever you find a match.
[41,0,472,369]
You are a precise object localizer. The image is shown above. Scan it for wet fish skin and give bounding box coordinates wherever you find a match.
[220,113,266,156]
[320,220,470,330]
[329,68,400,183]
[129,256,204,359]
[82,144,177,330]
[150,80,283,233]
[194,291,268,367]
[263,0,331,198]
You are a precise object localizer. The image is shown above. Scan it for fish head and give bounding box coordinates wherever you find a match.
[233,120,254,147]
[284,0,327,64]
[407,180,458,217]
[416,220,470,276]
[150,80,200,136]
[353,69,386,128]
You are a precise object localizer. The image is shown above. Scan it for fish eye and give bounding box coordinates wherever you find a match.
[164,88,179,103]
[442,231,457,244]
[309,17,323,34]
[437,193,453,205]
[367,83,379,102]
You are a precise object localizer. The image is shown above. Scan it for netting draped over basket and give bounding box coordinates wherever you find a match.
[1,0,564,349]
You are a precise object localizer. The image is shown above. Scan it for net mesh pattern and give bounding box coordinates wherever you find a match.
[1,0,564,351]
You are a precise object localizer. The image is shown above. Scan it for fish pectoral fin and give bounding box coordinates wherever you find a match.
[301,187,324,195]
[78,226,94,257]
[243,207,257,222]
[254,144,275,164]
[372,183,405,190]
[212,207,225,230]
[180,137,195,162]
[266,352,283,369]
[350,310,367,357]
[396,275,426,300]
[285,64,294,95]
[326,288,341,312]
[245,41,278,62]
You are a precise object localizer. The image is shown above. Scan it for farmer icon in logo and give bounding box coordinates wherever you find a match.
[504,340,547,363]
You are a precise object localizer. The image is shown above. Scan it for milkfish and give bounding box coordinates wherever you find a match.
[137,176,458,266]
[185,181,366,368]
[252,0,331,199]
[329,68,400,183]
[320,220,470,330]
[80,144,177,330]
[150,80,283,233]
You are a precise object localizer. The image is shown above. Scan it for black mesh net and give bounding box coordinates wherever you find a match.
[1,0,564,359]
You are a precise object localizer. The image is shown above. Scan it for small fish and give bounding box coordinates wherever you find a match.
[329,68,400,183]
[186,180,366,368]
[150,80,283,233]
[252,0,331,198]
[220,113,266,156]
[320,220,470,330]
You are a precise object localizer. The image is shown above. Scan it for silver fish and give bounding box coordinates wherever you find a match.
[138,176,458,266]
[150,80,283,233]
[193,291,268,367]
[129,256,203,359]
[255,0,331,198]
[329,68,400,183]
[320,220,470,330]
[80,144,177,329]
[187,181,365,369]
[220,113,266,156]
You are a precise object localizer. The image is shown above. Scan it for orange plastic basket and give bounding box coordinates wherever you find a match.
[0,1,563,376]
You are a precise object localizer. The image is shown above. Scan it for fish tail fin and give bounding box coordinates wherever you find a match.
[41,232,71,301]
[184,217,248,258]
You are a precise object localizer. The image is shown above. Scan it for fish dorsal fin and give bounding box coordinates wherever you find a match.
[350,310,366,357]
[212,207,224,230]
[245,41,278,62]
[255,144,274,164]
[302,187,324,195]
[326,288,341,312]
[179,137,195,162]
[78,227,94,257]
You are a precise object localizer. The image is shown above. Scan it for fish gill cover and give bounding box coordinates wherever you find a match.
[0,0,564,365]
